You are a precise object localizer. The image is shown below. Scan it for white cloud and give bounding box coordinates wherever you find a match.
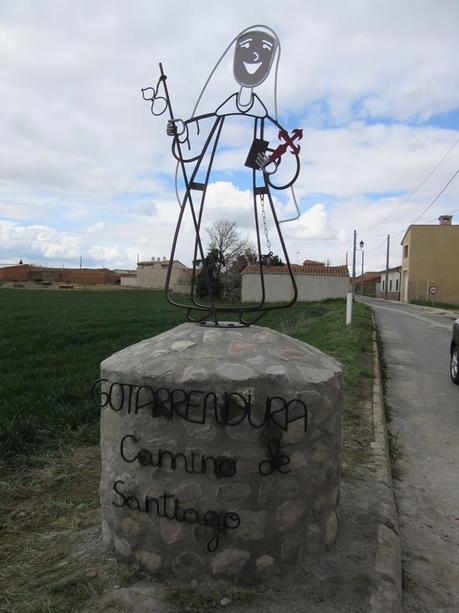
[0,0,458,272]
[86,221,105,234]
[0,221,80,260]
[297,123,459,197]
[285,204,340,240]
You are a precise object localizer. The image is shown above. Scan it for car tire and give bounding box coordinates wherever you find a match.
[451,345,459,385]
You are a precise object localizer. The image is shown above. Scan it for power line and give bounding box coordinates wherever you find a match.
[407,166,459,225]
[390,166,459,239]
[366,235,388,254]
[363,173,459,263]
[362,135,459,232]
[425,207,459,224]
[352,141,459,267]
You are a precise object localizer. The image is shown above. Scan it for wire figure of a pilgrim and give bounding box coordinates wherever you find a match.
[146,25,302,326]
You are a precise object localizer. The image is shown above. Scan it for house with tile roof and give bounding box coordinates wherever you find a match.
[241,263,350,303]
[353,271,382,297]
[121,257,191,293]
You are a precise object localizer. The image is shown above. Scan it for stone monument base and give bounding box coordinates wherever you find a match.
[97,323,343,583]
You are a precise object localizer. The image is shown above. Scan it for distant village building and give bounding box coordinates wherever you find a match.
[241,263,350,302]
[376,267,401,300]
[354,271,381,297]
[0,264,120,285]
[0,263,29,282]
[120,257,191,293]
[400,216,459,304]
[354,267,401,300]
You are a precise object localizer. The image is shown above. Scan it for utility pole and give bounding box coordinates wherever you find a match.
[384,234,390,300]
[347,230,357,326]
[79,255,82,269]
[361,248,365,294]
[351,230,357,298]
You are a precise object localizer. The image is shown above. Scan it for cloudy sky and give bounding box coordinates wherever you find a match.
[1,0,459,272]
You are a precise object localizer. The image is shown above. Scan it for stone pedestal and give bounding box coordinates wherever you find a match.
[97,323,343,582]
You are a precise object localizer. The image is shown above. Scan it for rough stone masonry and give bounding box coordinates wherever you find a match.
[98,323,343,583]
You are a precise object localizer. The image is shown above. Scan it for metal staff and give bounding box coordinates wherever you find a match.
[144,64,219,324]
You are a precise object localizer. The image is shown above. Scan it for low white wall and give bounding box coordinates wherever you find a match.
[241,273,350,303]
[171,282,191,295]
[120,276,138,288]
[137,264,166,289]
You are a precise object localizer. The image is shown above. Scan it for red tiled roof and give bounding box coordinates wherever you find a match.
[354,271,381,282]
[241,265,349,277]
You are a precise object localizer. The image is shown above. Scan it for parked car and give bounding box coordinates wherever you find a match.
[451,319,459,384]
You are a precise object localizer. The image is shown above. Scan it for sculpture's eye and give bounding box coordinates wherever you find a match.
[239,38,251,49]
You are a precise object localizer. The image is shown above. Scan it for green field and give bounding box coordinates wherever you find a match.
[0,288,372,465]
[0,287,374,612]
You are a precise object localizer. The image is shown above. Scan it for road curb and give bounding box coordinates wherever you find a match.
[369,318,402,613]
[359,295,459,320]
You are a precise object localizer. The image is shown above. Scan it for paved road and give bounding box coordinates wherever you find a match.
[359,297,459,612]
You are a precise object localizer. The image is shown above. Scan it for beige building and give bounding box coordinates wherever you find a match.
[400,215,459,304]
[241,264,350,303]
[121,258,191,293]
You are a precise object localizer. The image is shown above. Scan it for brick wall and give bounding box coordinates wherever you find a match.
[0,264,30,281]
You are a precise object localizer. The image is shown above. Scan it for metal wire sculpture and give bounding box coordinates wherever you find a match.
[142,25,302,327]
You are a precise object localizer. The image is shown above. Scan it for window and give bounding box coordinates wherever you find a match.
[396,279,399,291]
[389,279,393,291]
[381,280,385,291]
[403,245,408,259]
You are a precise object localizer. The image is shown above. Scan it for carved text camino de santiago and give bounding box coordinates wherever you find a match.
[94,378,308,551]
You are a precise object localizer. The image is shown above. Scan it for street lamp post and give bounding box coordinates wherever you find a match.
[384,234,390,300]
[351,230,357,298]
[348,232,364,325]
[352,234,364,297]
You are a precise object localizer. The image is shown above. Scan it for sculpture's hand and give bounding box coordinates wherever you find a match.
[256,151,278,174]
[166,119,186,137]
[256,151,269,169]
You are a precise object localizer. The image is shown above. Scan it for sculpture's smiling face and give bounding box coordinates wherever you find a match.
[233,31,276,87]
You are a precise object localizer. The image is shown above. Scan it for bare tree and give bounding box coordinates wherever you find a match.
[203,220,257,299]
[206,220,254,273]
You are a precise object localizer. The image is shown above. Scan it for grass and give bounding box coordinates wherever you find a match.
[0,288,184,464]
[167,586,255,612]
[0,446,118,612]
[374,322,402,480]
[410,299,459,311]
[0,288,374,612]
[0,289,373,467]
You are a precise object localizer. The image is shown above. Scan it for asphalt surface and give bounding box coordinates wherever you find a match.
[359,297,459,612]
